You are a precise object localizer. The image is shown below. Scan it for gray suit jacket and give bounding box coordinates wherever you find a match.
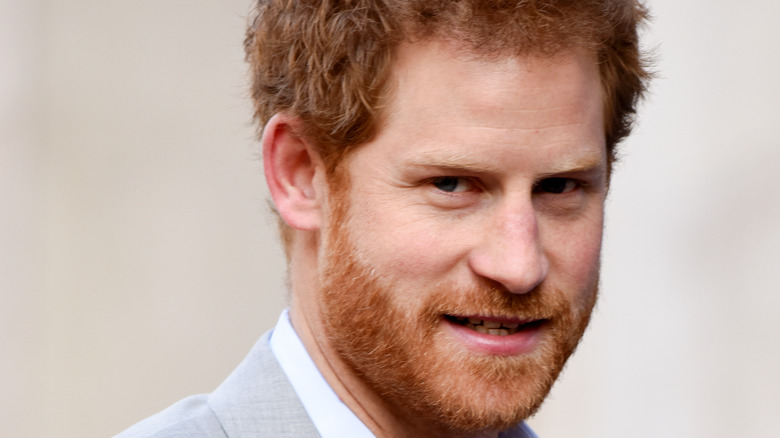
[115,332,321,437]
[116,331,539,438]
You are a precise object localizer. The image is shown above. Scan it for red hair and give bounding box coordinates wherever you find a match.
[245,0,651,251]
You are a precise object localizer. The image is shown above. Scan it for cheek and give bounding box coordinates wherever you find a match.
[346,200,467,281]
[544,214,604,291]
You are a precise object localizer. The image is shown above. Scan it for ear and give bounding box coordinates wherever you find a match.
[262,113,325,231]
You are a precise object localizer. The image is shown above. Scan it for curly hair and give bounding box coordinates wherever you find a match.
[244,0,651,252]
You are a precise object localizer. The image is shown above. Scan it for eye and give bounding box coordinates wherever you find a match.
[535,177,578,194]
[431,176,474,193]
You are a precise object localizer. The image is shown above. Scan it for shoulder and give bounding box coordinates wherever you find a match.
[114,395,226,438]
[114,331,319,438]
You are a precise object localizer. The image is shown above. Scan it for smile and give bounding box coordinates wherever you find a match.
[445,316,545,336]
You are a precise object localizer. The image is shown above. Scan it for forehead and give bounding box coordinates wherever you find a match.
[345,40,605,173]
[386,40,601,128]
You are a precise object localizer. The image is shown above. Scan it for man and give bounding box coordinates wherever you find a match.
[117,0,650,437]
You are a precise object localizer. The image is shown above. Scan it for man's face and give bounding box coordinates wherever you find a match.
[317,41,606,434]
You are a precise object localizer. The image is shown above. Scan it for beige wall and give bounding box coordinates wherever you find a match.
[2,1,779,437]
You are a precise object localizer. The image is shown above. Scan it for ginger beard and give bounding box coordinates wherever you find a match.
[317,177,600,434]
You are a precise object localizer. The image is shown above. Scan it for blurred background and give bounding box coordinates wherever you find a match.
[2,1,778,437]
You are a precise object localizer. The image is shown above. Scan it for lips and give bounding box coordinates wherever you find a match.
[446,315,545,334]
[442,314,547,355]
[448,316,522,335]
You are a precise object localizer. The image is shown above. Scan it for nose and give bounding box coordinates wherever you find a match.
[467,200,549,294]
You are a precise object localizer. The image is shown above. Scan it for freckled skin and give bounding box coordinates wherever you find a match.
[291,40,607,438]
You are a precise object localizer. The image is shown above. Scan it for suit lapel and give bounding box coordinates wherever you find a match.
[208,332,321,437]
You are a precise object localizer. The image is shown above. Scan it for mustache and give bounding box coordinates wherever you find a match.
[324,249,574,324]
[420,279,571,322]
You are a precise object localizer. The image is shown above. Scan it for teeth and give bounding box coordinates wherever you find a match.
[452,316,525,336]
[483,320,501,329]
[489,328,510,336]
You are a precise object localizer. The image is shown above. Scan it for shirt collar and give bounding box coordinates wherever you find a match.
[269,308,375,438]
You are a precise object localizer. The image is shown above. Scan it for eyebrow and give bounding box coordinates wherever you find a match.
[404,151,500,173]
[540,154,607,176]
[404,150,607,176]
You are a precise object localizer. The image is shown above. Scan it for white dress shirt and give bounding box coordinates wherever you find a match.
[270,309,374,438]
[269,308,538,438]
